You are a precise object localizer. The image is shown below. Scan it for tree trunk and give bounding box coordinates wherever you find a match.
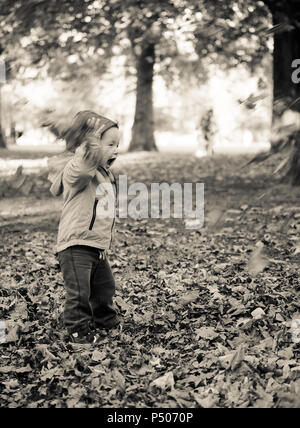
[281,132,300,185]
[273,19,300,115]
[10,120,17,144]
[262,0,300,114]
[129,42,157,152]
[264,0,300,184]
[0,84,6,148]
[275,18,300,184]
[0,128,6,148]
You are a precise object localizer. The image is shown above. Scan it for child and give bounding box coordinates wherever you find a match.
[48,110,121,344]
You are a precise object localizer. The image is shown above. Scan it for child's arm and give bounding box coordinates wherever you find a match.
[63,139,101,191]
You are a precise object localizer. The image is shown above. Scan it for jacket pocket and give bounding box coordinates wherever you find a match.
[89,199,99,230]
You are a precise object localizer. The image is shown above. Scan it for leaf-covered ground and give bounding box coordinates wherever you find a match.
[0,152,300,408]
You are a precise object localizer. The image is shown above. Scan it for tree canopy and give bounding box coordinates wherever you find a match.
[0,0,272,150]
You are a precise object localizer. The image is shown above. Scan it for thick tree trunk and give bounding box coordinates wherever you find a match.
[129,42,157,152]
[273,20,300,114]
[275,20,300,184]
[262,0,300,113]
[264,0,300,184]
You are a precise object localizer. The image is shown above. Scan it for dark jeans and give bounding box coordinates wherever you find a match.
[57,245,120,334]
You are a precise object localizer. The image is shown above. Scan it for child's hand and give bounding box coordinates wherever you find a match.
[86,117,102,132]
[78,137,104,167]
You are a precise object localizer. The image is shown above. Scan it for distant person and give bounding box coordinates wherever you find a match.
[198,108,216,156]
[48,111,121,344]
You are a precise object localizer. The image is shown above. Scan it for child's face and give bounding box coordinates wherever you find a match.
[88,127,120,169]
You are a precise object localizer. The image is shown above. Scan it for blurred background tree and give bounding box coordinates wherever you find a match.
[249,0,300,185]
[0,0,271,151]
[262,0,300,116]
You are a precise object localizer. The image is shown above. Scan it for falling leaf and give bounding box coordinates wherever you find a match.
[241,151,272,168]
[20,179,34,196]
[206,207,227,230]
[272,154,291,175]
[247,243,269,276]
[10,165,26,189]
[263,22,295,36]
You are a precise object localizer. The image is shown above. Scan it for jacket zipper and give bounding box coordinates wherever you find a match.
[109,171,117,247]
[100,167,118,246]
[89,199,99,230]
[92,167,116,246]
[110,211,115,247]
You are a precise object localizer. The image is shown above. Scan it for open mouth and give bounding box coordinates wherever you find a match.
[106,157,116,168]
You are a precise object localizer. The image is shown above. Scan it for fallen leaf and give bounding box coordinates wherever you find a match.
[112,368,126,391]
[0,366,15,374]
[15,365,32,373]
[251,308,265,320]
[151,371,175,391]
[36,344,60,362]
[91,350,106,362]
[5,325,20,344]
[2,379,19,389]
[195,327,218,341]
[219,346,245,371]
[219,353,235,370]
[181,291,199,305]
[193,393,217,408]
[230,345,245,370]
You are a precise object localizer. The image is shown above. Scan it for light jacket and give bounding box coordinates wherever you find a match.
[48,150,116,254]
